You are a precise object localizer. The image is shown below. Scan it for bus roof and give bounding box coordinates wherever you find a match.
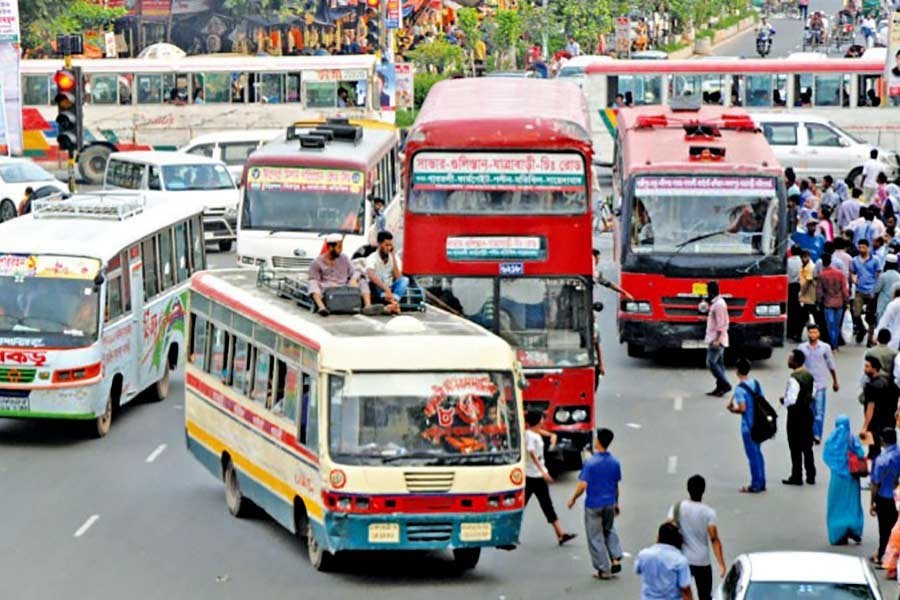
[192,269,516,371]
[247,124,398,171]
[108,150,227,166]
[617,105,781,177]
[410,78,592,149]
[0,194,203,263]
[584,56,883,75]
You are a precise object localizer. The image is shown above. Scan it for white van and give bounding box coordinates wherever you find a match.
[556,55,613,89]
[103,151,241,251]
[180,130,283,181]
[749,113,900,186]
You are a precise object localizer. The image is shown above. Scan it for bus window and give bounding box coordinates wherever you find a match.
[141,237,160,299]
[611,75,662,105]
[148,166,161,191]
[275,360,300,422]
[174,221,190,282]
[163,72,189,103]
[794,74,813,107]
[232,339,251,396]
[120,250,131,313]
[258,73,283,103]
[210,326,231,381]
[23,75,50,105]
[252,350,273,406]
[417,277,497,330]
[158,229,175,290]
[858,75,882,106]
[137,74,163,104]
[304,372,318,449]
[190,314,209,369]
[106,262,125,323]
[701,75,726,105]
[814,74,850,107]
[286,73,300,102]
[200,72,232,103]
[186,144,214,158]
[745,75,772,107]
[106,159,145,190]
[88,74,120,105]
[190,215,206,271]
[304,81,337,108]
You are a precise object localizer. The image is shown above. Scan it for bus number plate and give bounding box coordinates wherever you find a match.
[0,395,28,412]
[499,262,524,276]
[368,523,400,544]
[691,283,708,297]
[460,522,492,542]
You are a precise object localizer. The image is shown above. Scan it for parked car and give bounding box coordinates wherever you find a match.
[716,551,883,599]
[180,129,282,181]
[0,158,67,222]
[749,112,900,186]
[103,151,240,251]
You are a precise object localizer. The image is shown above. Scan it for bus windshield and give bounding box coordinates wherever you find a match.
[0,255,101,346]
[628,175,780,255]
[242,166,366,233]
[163,164,235,191]
[328,371,520,466]
[408,151,588,215]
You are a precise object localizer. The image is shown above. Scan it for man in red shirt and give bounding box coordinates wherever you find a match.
[816,253,850,348]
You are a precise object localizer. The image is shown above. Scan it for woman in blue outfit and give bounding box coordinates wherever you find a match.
[824,414,866,545]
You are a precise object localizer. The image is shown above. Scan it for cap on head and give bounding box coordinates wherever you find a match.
[324,233,343,244]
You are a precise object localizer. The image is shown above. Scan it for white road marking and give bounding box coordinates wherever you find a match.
[622,551,632,558]
[145,443,167,464]
[73,514,99,538]
[667,455,678,474]
[625,422,643,429]
[673,396,683,411]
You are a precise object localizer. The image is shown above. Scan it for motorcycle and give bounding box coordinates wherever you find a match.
[756,28,774,57]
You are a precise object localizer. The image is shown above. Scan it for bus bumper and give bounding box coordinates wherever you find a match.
[620,320,785,353]
[0,386,102,420]
[317,509,523,553]
[203,210,237,242]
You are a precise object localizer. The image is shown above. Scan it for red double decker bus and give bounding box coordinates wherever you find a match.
[403,78,596,469]
[612,103,787,358]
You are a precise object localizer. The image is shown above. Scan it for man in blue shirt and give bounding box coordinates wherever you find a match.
[635,522,693,600]
[792,219,826,262]
[568,428,623,579]
[852,239,883,345]
[727,358,766,493]
[871,427,900,566]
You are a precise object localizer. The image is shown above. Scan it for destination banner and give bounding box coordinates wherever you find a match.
[0,254,100,280]
[635,176,776,197]
[246,166,365,195]
[412,152,585,191]
[446,236,546,261]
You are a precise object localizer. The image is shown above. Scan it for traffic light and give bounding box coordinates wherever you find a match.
[366,14,381,48]
[54,67,82,157]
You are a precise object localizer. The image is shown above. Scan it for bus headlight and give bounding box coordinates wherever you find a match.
[502,495,517,507]
[754,304,781,317]
[623,301,651,314]
[224,206,237,219]
[571,409,589,422]
[554,408,571,423]
[336,498,352,511]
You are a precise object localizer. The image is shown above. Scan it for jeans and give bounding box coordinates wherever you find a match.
[787,282,803,340]
[690,564,714,600]
[812,388,826,439]
[824,307,843,348]
[371,276,409,303]
[742,429,766,490]
[799,3,808,20]
[584,506,622,573]
[706,345,730,391]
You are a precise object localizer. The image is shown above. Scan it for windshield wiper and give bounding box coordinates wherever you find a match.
[673,229,731,250]
[381,451,448,464]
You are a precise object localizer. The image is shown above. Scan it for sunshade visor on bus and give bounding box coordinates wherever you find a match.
[0,254,101,280]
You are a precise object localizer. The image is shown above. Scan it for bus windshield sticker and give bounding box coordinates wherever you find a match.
[246,166,365,195]
[447,236,546,261]
[412,152,585,191]
[635,176,776,197]
[0,254,100,280]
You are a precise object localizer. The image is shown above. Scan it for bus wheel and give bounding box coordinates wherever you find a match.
[846,167,863,190]
[307,527,335,572]
[224,459,250,518]
[149,363,171,402]
[91,396,112,438]
[0,199,16,222]
[218,240,233,252]
[453,548,481,571]
[626,343,645,358]
[77,145,112,185]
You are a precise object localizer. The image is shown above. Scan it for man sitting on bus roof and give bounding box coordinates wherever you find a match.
[309,233,381,317]
[366,231,409,315]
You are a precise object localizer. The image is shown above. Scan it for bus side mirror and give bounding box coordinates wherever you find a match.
[593,302,604,313]
[93,273,105,287]
[517,373,529,390]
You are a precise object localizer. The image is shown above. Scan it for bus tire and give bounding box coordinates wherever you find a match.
[77,145,113,185]
[453,548,481,571]
[148,361,171,402]
[218,240,233,252]
[846,166,863,190]
[223,459,250,518]
[91,395,113,438]
[307,526,336,571]
[0,199,16,222]
[626,343,645,358]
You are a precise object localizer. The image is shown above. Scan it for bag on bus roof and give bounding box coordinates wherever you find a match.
[324,286,362,314]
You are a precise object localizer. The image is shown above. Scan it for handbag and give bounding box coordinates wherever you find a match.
[848,451,869,478]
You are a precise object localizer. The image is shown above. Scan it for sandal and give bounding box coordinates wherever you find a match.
[593,571,612,580]
[611,562,622,574]
[739,486,762,494]
[870,556,883,569]
[558,532,577,546]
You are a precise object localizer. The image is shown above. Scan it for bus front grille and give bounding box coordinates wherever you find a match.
[404,472,454,493]
[405,522,454,542]
[272,256,312,270]
[0,367,37,384]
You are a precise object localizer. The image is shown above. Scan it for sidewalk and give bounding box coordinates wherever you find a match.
[668,15,758,58]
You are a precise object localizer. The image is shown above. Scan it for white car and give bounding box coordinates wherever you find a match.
[717,551,883,599]
[0,158,67,222]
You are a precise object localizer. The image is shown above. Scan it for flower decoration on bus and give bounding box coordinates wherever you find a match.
[329,469,347,489]
[421,375,510,454]
[509,467,524,486]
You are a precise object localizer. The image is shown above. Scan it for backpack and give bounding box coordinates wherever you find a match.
[739,381,778,444]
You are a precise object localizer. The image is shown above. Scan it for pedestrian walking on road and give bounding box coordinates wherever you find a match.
[635,522,694,600]
[871,427,900,568]
[704,281,731,397]
[727,358,766,493]
[787,246,804,342]
[798,323,839,444]
[816,253,850,348]
[824,414,866,545]
[861,356,897,460]
[567,428,623,580]
[666,475,726,600]
[781,349,817,486]
[851,238,883,345]
[523,410,577,547]
[880,486,900,578]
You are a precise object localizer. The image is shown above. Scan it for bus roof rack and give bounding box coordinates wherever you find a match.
[299,134,327,149]
[32,192,146,221]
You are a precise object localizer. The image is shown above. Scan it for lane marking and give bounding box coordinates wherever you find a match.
[626,422,643,429]
[667,455,678,474]
[73,514,99,538]
[145,443,167,464]
[674,396,683,411]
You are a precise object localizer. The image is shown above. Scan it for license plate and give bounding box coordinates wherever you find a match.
[368,523,400,544]
[0,395,28,412]
[460,522,493,542]
[681,340,707,349]
[691,282,708,297]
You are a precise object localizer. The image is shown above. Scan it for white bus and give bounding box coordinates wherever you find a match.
[237,119,402,271]
[0,193,206,437]
[186,269,526,571]
[19,54,391,183]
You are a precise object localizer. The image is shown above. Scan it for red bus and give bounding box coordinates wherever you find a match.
[612,103,787,359]
[403,78,597,469]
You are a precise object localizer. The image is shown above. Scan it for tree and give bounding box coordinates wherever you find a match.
[554,0,612,52]
[490,9,524,69]
[456,7,481,74]
[20,0,126,55]
[405,39,465,74]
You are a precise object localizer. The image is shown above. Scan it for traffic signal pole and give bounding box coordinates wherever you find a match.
[64,54,75,192]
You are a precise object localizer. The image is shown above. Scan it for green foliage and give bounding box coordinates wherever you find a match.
[406,39,465,74]
[457,7,482,50]
[413,72,447,109]
[556,0,612,50]
[20,0,126,53]
[396,109,419,129]
[493,9,524,50]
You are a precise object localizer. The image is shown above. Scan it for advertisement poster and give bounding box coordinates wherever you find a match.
[888,11,900,105]
[394,63,414,109]
[376,62,396,110]
[0,42,22,155]
[615,16,630,58]
[386,0,401,30]
[0,0,19,43]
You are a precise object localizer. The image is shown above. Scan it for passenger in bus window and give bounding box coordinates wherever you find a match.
[611,94,626,108]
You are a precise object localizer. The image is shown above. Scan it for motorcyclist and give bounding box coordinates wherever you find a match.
[806,11,828,45]
[756,17,776,55]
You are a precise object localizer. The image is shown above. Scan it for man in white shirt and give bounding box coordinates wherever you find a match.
[365,230,408,315]
[667,475,725,600]
[524,410,577,546]
[863,149,884,202]
[876,289,900,351]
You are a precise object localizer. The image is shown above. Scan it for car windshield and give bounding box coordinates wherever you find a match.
[629,175,780,255]
[162,164,235,191]
[409,151,588,215]
[0,255,101,346]
[418,276,592,368]
[0,162,54,184]
[328,372,520,466]
[745,581,876,599]
[828,120,867,145]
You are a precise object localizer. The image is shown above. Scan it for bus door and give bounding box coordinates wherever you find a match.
[100,249,140,403]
